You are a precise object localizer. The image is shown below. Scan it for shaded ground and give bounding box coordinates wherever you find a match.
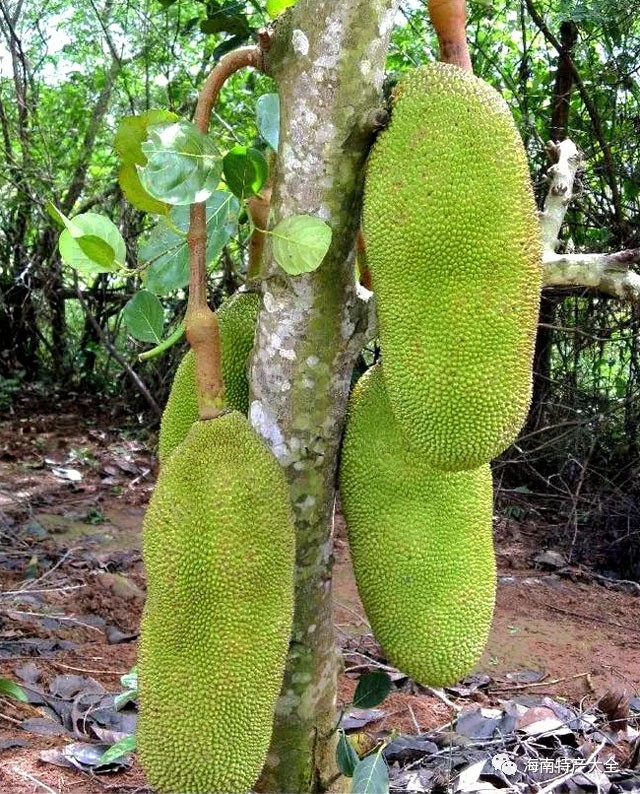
[1,394,639,792]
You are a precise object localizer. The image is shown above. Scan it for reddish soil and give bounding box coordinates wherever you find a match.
[1,395,639,792]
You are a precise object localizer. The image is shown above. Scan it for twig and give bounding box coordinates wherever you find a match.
[1,583,86,597]
[9,767,59,794]
[5,609,104,633]
[407,702,421,734]
[422,686,462,712]
[489,671,590,693]
[75,283,160,415]
[51,661,128,676]
[543,603,640,634]
[18,546,78,591]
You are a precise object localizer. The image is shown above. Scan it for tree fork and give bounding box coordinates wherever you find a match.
[249,2,398,791]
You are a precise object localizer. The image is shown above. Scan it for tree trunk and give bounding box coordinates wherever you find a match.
[249,2,398,790]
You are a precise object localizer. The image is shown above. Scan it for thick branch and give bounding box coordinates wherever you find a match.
[543,250,640,300]
[539,139,639,300]
[428,0,472,72]
[186,46,264,419]
[539,138,582,253]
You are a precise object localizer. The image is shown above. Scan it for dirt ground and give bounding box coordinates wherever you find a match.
[1,392,639,793]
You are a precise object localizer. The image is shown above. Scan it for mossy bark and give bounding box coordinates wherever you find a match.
[248,2,398,791]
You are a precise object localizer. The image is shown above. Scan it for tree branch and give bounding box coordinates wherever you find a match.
[186,45,264,419]
[539,139,582,253]
[540,139,639,300]
[523,0,624,235]
[428,0,472,72]
[543,250,640,300]
[74,283,161,416]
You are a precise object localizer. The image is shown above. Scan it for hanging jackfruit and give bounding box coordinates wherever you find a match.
[363,63,542,471]
[138,412,295,794]
[158,291,260,463]
[339,365,496,687]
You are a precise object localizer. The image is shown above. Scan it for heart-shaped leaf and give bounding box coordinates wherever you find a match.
[139,121,221,206]
[58,213,125,275]
[336,730,360,777]
[223,146,268,200]
[123,290,165,343]
[271,215,332,275]
[353,671,392,709]
[351,754,389,794]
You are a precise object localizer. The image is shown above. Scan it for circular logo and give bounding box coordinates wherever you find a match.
[492,754,517,776]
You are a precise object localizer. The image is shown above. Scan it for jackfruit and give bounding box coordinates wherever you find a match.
[138,412,295,794]
[363,63,542,471]
[158,290,260,463]
[339,365,496,687]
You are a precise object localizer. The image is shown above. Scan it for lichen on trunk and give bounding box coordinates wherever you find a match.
[248,1,398,791]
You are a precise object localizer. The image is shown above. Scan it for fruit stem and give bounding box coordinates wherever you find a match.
[427,0,472,72]
[186,45,266,419]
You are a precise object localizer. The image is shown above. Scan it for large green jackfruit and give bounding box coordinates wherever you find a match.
[138,412,295,793]
[363,63,543,471]
[158,291,260,463]
[339,366,496,687]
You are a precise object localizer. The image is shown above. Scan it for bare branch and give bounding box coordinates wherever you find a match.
[539,139,640,301]
[539,139,582,253]
[543,249,640,300]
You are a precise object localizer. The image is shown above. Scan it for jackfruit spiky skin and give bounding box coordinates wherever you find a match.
[138,412,295,794]
[339,365,496,687]
[158,291,260,463]
[363,63,542,471]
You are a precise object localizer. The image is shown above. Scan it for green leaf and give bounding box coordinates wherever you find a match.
[200,13,251,36]
[46,202,80,233]
[265,0,297,19]
[76,235,116,270]
[213,34,250,61]
[120,667,138,690]
[223,146,268,200]
[59,213,125,276]
[97,734,136,767]
[141,191,239,295]
[337,731,360,777]
[139,121,221,206]
[115,109,179,166]
[351,754,389,794]
[0,677,28,703]
[114,689,137,710]
[256,93,280,151]
[271,215,332,275]
[353,671,392,709]
[119,164,169,216]
[123,290,165,343]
